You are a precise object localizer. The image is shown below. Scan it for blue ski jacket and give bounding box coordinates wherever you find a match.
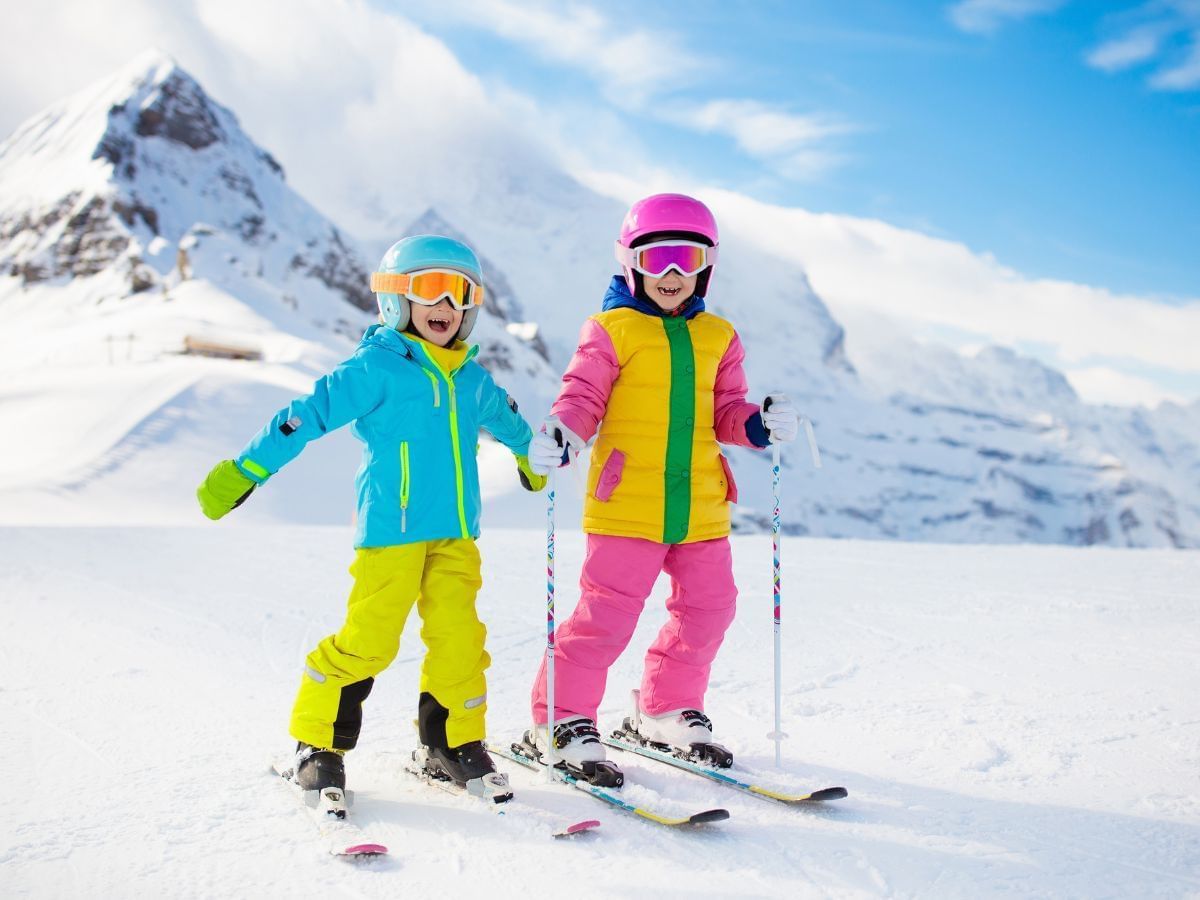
[235,324,533,548]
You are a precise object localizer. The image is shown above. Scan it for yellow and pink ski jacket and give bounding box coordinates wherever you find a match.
[552,277,769,544]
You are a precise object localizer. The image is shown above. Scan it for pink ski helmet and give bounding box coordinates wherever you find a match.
[616,193,720,297]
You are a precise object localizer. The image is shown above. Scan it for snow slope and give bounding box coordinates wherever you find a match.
[1,526,1197,898]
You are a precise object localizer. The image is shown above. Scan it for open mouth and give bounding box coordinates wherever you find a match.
[656,285,682,298]
[427,315,452,333]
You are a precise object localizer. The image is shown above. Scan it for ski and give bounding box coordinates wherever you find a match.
[401,754,600,839]
[602,732,848,806]
[492,742,729,828]
[271,759,388,858]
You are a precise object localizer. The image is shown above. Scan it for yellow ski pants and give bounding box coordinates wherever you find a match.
[289,539,489,751]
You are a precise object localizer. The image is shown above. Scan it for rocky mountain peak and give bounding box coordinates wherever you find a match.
[0,52,363,309]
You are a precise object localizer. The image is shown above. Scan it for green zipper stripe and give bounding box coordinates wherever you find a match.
[448,384,468,538]
[662,318,696,544]
[400,441,411,531]
[400,442,410,506]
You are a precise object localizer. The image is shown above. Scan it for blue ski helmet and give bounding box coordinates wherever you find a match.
[372,234,484,340]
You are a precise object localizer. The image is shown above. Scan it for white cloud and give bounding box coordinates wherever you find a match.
[1149,31,1200,88]
[1064,366,1187,407]
[405,0,852,182]
[947,0,1066,35]
[411,0,697,102]
[702,188,1200,396]
[1086,27,1165,71]
[684,100,847,157]
[1085,3,1200,90]
[671,100,852,181]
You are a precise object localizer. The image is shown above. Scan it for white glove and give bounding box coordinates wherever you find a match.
[761,394,799,443]
[527,429,566,475]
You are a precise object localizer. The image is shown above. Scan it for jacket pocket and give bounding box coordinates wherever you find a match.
[594,449,626,502]
[718,453,738,503]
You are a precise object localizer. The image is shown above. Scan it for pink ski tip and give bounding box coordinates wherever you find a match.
[342,843,388,856]
[567,820,601,834]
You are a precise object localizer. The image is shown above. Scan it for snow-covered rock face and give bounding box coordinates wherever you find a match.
[0,52,370,312]
[0,52,553,384]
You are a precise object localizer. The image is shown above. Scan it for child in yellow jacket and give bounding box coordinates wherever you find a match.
[522,194,800,779]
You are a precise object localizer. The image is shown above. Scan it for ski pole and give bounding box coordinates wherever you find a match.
[766,414,821,768]
[767,440,787,768]
[544,433,559,781]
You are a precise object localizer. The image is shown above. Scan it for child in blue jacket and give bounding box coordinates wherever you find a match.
[197,235,544,801]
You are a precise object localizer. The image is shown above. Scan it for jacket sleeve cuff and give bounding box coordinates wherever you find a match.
[235,456,272,484]
[744,411,771,449]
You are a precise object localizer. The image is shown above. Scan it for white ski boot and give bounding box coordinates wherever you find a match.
[618,690,733,768]
[522,717,623,787]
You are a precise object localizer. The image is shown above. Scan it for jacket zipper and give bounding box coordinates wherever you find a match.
[415,342,474,541]
[447,380,469,539]
[400,441,410,532]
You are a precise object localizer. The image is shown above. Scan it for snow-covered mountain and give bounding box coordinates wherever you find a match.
[0,53,1195,547]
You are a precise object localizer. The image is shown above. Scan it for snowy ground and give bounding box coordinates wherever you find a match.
[1,526,1198,899]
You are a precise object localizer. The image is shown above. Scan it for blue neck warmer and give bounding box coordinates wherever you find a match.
[600,275,706,319]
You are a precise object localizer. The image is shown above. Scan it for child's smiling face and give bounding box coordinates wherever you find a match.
[642,269,698,311]
[409,299,463,346]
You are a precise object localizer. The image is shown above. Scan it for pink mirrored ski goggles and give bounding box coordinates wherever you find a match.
[614,239,718,278]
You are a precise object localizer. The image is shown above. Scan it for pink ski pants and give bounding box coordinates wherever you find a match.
[531,533,737,724]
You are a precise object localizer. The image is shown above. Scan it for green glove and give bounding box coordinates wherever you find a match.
[197,460,258,520]
[515,454,548,492]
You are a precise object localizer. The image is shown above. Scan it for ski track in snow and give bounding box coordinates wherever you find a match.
[1,527,1198,898]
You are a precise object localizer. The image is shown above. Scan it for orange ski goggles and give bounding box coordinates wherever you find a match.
[370,268,485,310]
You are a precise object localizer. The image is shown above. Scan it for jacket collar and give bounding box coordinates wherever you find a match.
[600,275,706,319]
[361,324,479,374]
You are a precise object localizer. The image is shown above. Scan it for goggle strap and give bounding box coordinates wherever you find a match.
[371,272,411,294]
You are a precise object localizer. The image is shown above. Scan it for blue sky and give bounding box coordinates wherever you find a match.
[401,0,1200,301]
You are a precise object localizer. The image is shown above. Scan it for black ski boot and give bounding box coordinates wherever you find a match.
[294,743,347,791]
[414,692,513,803]
[422,740,500,782]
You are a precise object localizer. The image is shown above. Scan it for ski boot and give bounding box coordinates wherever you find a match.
[413,740,513,803]
[291,743,350,819]
[520,717,624,787]
[614,690,733,768]
[414,691,513,803]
